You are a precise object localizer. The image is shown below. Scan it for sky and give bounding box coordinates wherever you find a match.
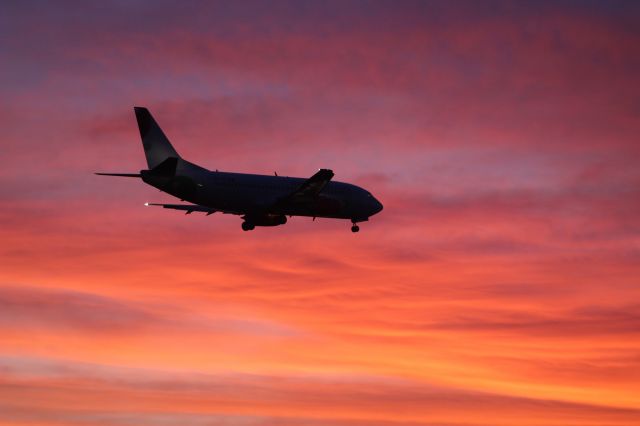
[1,1,639,425]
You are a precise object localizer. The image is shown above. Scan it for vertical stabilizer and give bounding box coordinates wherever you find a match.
[134,107,180,169]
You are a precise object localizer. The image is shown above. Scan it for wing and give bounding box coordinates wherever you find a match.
[144,203,217,215]
[95,172,141,177]
[287,169,334,200]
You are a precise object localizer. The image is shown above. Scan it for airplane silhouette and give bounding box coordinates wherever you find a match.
[97,107,383,232]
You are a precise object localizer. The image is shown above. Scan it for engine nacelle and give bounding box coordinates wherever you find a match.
[248,214,288,227]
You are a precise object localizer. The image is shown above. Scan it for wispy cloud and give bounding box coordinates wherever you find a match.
[1,1,639,424]
[2,356,639,426]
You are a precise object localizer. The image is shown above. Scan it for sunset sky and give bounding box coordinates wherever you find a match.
[1,1,640,425]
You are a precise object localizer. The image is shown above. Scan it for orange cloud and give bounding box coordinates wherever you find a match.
[1,2,639,425]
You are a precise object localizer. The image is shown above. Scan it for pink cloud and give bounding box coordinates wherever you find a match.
[1,2,639,424]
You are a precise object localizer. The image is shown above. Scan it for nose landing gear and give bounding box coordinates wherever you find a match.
[351,221,360,233]
[241,221,255,231]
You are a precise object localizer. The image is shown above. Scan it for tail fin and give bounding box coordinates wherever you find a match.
[134,107,180,169]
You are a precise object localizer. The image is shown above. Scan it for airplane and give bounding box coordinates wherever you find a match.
[96,107,383,232]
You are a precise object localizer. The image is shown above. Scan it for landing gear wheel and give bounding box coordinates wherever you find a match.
[351,224,360,233]
[242,222,255,231]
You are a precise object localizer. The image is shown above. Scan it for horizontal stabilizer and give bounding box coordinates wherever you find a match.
[95,173,141,177]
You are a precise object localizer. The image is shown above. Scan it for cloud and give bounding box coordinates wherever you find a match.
[0,286,155,332]
[0,285,298,338]
[427,304,640,337]
[1,356,639,426]
[0,2,639,425]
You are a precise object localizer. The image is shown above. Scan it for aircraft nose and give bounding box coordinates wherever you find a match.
[372,198,383,215]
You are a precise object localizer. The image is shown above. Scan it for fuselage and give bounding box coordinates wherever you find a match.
[141,159,383,222]
[98,107,383,232]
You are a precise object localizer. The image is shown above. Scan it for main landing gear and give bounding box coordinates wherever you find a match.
[351,221,360,233]
[241,221,255,231]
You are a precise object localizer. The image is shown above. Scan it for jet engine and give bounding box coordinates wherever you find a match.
[243,214,287,229]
